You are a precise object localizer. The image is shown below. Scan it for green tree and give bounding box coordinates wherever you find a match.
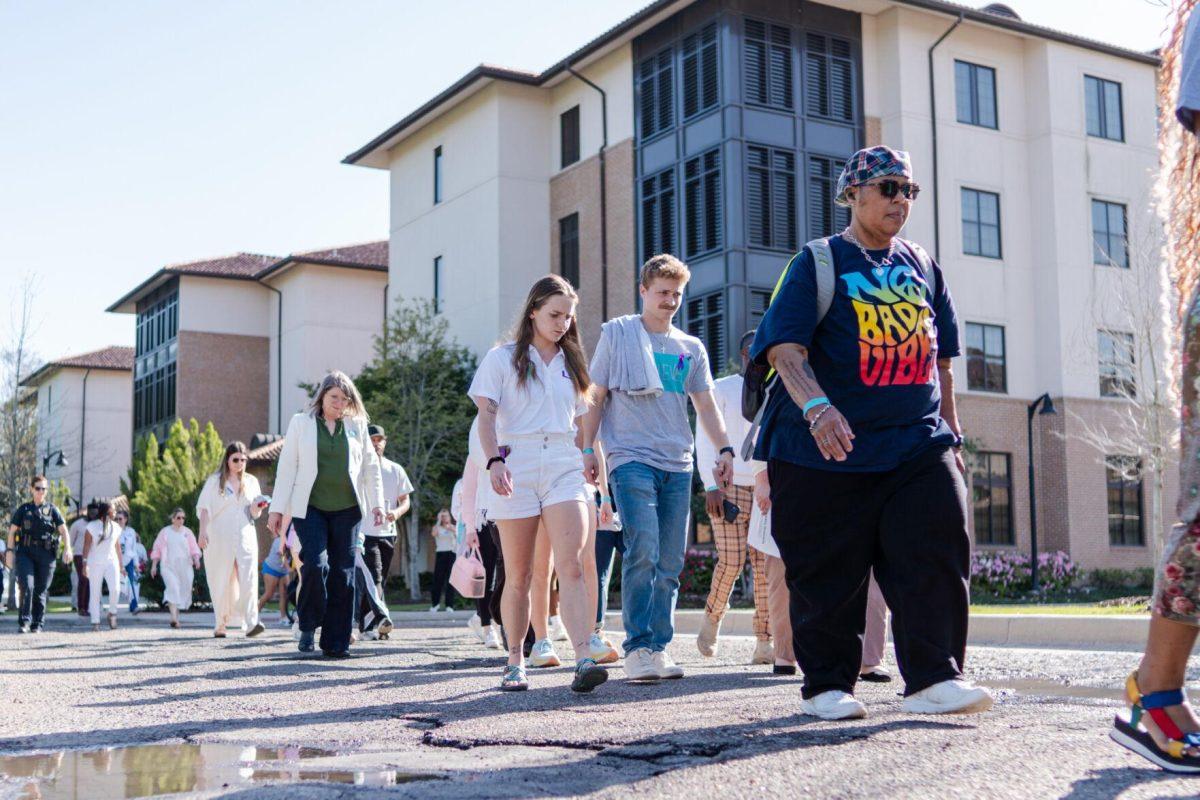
[121,419,224,604]
[356,298,477,599]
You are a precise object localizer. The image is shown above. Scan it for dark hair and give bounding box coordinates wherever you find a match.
[510,275,591,398]
[217,442,249,498]
[95,500,115,541]
[30,475,46,488]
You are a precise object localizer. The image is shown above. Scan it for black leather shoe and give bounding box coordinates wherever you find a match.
[773,664,797,675]
[859,668,893,683]
[323,650,351,659]
[298,631,315,653]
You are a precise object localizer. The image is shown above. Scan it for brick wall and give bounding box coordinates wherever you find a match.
[550,137,636,354]
[176,330,270,447]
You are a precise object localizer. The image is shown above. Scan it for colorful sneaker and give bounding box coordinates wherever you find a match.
[588,633,620,665]
[571,658,609,693]
[529,638,561,668]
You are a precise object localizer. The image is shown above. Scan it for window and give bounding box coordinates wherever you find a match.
[433,256,443,314]
[559,214,579,288]
[641,168,676,262]
[747,145,797,251]
[965,323,1006,393]
[1098,330,1136,398]
[972,452,1013,546]
[805,33,854,122]
[682,23,719,119]
[638,47,674,140]
[1092,199,1128,268]
[433,146,443,204]
[749,288,772,329]
[1106,455,1144,546]
[560,106,580,168]
[807,155,851,240]
[1085,75,1124,141]
[954,60,997,129]
[745,18,792,109]
[133,282,179,443]
[686,291,726,371]
[961,188,1001,258]
[684,148,722,257]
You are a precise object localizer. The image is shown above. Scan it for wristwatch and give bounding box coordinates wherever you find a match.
[719,446,735,458]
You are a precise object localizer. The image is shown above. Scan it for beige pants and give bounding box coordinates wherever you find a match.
[705,484,770,640]
[765,557,888,669]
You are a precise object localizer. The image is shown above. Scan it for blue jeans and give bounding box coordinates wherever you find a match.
[609,462,693,653]
[594,528,624,627]
[125,562,141,613]
[293,504,361,653]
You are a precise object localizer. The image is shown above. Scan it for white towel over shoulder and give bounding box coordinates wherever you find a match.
[600,314,663,397]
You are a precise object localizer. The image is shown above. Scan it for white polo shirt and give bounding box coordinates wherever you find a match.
[468,343,587,439]
[364,456,414,538]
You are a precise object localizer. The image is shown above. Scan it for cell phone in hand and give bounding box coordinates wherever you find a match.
[722,499,740,524]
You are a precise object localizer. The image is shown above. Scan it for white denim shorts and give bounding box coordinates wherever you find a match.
[488,433,589,520]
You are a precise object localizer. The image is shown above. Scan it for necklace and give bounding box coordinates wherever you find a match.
[842,227,896,270]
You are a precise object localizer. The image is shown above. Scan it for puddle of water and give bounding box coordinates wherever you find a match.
[980,678,1124,701]
[0,743,437,799]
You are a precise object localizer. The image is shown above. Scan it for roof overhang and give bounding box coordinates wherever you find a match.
[343,0,1159,170]
[106,270,178,315]
[20,361,131,389]
[257,256,389,283]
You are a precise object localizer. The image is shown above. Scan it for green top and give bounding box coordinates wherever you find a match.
[309,418,358,512]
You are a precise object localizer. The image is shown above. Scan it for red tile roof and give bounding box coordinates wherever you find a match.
[161,252,281,279]
[248,438,285,464]
[294,240,388,268]
[21,346,134,387]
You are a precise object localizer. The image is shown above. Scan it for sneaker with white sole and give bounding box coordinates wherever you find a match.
[624,648,660,683]
[360,629,379,641]
[467,613,485,643]
[751,639,775,665]
[588,633,620,664]
[548,615,569,642]
[800,690,867,720]
[529,637,562,668]
[901,679,994,715]
[651,650,684,679]
[696,615,720,657]
[483,625,502,650]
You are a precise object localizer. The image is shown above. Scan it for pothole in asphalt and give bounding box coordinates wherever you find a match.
[0,743,440,799]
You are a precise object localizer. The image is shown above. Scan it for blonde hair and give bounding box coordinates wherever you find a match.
[639,254,690,288]
[309,370,369,421]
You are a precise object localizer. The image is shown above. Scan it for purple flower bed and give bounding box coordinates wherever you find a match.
[970,549,1078,598]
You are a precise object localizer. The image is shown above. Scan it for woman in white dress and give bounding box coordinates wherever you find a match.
[150,507,202,628]
[197,442,269,638]
[83,500,123,632]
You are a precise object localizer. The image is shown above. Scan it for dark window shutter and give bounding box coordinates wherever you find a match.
[806,33,854,121]
[703,149,721,253]
[769,24,792,109]
[807,155,848,240]
[684,148,722,257]
[747,146,769,247]
[560,106,580,168]
[657,50,674,133]
[641,169,677,262]
[746,19,792,110]
[683,33,700,118]
[745,20,767,105]
[639,48,674,140]
[683,23,718,119]
[805,34,828,117]
[701,24,719,110]
[559,213,580,288]
[772,149,797,250]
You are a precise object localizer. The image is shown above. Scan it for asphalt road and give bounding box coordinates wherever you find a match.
[2,612,1199,799]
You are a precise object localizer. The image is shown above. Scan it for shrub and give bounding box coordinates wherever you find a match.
[679,548,718,596]
[1086,567,1154,593]
[970,549,1078,598]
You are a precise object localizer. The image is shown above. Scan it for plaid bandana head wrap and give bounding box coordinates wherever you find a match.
[835,146,913,207]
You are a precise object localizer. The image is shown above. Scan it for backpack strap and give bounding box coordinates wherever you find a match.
[898,238,937,301]
[808,237,836,325]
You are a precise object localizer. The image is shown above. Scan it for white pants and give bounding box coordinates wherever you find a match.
[88,558,121,623]
[204,527,259,632]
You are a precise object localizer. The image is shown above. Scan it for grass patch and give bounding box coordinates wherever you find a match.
[970,603,1148,616]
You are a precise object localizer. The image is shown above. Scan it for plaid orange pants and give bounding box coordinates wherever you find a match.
[703,484,770,640]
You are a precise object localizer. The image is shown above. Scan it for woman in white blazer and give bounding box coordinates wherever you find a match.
[267,371,385,658]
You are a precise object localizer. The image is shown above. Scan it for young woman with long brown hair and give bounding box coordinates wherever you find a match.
[469,274,606,693]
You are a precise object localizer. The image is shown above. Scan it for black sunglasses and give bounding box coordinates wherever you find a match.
[865,179,921,200]
[32,486,48,492]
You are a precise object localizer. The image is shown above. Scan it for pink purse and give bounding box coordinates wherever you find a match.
[449,546,486,598]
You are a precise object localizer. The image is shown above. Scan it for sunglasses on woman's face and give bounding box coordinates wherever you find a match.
[230,456,247,463]
[33,485,47,492]
[865,179,921,200]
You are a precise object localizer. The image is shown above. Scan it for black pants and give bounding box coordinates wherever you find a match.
[769,445,970,699]
[16,546,57,629]
[293,505,361,654]
[431,551,456,608]
[358,535,395,624]
[475,524,499,625]
[489,523,536,655]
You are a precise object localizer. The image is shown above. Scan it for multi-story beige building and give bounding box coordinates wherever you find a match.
[346,0,1168,569]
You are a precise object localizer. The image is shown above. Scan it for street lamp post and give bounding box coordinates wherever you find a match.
[1026,393,1057,591]
[42,447,67,476]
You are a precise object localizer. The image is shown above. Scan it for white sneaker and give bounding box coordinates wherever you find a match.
[278,617,292,629]
[800,690,867,720]
[751,639,775,665]
[696,615,720,657]
[901,679,994,715]
[651,650,684,679]
[430,605,439,613]
[483,625,502,650]
[467,613,484,643]
[529,638,562,668]
[624,648,660,683]
[360,629,379,641]
[588,633,620,664]
[548,615,569,642]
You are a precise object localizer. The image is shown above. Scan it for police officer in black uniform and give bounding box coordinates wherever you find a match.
[4,475,72,633]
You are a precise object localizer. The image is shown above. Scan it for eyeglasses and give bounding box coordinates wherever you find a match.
[173,515,185,521]
[865,179,921,200]
[32,486,48,492]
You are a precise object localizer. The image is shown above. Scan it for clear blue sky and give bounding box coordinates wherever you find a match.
[0,0,1172,365]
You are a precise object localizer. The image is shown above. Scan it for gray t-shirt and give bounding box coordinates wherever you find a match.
[590,322,714,474]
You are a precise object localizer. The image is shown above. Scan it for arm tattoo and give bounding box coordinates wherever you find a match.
[485,399,498,415]
[775,349,825,409]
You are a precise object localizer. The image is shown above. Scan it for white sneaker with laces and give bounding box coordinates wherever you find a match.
[467,613,484,643]
[588,633,620,664]
[548,615,569,642]
[529,638,562,668]
[651,650,684,679]
[623,648,660,683]
[800,690,867,720]
[901,679,994,715]
[484,625,502,650]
